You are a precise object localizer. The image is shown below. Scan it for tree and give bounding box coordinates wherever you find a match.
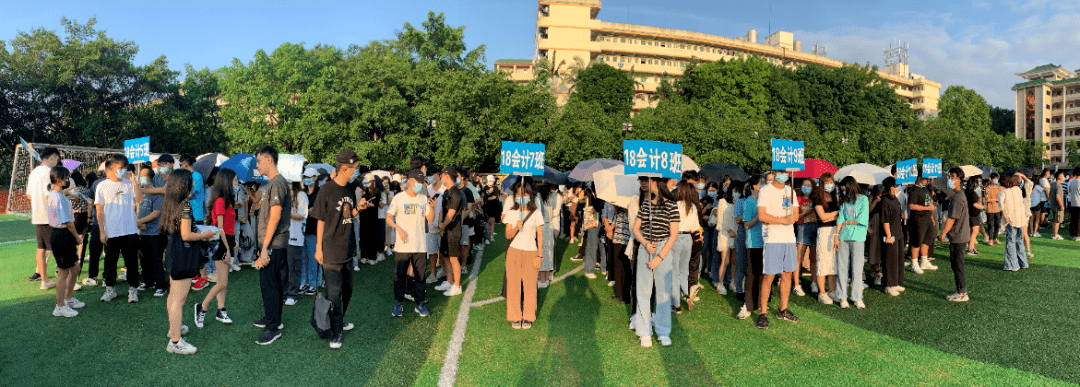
[1067,140,1080,167]
[989,106,1015,137]
[397,11,485,71]
[567,62,634,117]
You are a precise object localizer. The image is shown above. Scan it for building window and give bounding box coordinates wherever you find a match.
[660,42,666,47]
[597,56,604,61]
[1047,118,1051,123]
[621,38,626,43]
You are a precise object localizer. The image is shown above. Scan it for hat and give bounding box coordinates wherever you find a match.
[335,149,358,165]
[881,176,897,188]
[303,169,319,178]
[407,169,425,183]
[486,175,495,184]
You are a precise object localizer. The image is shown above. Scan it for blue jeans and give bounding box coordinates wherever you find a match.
[671,234,693,303]
[1003,225,1028,270]
[302,234,323,288]
[635,240,672,338]
[835,240,865,302]
[582,228,601,274]
[730,226,748,293]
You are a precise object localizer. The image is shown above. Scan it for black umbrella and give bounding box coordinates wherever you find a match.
[699,162,749,183]
[535,166,563,184]
[974,165,997,179]
[500,175,537,195]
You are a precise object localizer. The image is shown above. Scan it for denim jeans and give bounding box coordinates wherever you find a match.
[670,233,693,304]
[635,240,672,338]
[731,226,748,293]
[582,228,601,274]
[302,234,323,288]
[835,240,865,302]
[1003,225,1028,270]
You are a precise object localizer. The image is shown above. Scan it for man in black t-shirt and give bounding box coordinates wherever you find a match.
[906,175,938,274]
[435,167,466,297]
[311,149,364,349]
[938,167,970,302]
[253,146,291,346]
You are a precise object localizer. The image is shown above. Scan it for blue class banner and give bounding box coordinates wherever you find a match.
[124,137,150,163]
[922,158,942,178]
[500,141,546,176]
[896,158,918,184]
[770,139,805,171]
[623,140,683,179]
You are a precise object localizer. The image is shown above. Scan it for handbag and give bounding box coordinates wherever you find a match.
[165,231,202,279]
[310,292,333,339]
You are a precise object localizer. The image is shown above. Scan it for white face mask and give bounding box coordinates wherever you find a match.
[116,169,128,180]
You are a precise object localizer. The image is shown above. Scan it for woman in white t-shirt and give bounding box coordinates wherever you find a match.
[503,179,545,330]
[284,181,308,305]
[670,179,701,313]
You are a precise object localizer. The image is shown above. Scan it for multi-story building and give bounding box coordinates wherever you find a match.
[496,0,941,117]
[1012,64,1080,164]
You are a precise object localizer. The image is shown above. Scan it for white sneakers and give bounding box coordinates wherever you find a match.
[717,284,728,295]
[166,338,197,355]
[584,273,597,279]
[1052,234,1065,240]
[911,260,925,274]
[810,282,819,293]
[818,293,833,305]
[66,297,85,309]
[40,279,56,290]
[735,305,752,320]
[435,268,446,279]
[920,257,938,270]
[82,278,98,287]
[658,336,672,346]
[435,281,451,291]
[376,253,386,263]
[100,287,117,302]
[52,305,78,317]
[854,300,866,309]
[1032,232,1042,238]
[873,275,882,286]
[425,274,438,284]
[792,285,805,297]
[128,289,139,303]
[285,298,297,306]
[839,299,849,309]
[640,336,653,347]
[885,287,900,296]
[443,285,463,297]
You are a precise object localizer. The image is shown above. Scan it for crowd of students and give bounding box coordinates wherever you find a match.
[24,143,1080,352]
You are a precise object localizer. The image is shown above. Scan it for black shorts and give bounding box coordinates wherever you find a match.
[50,228,79,269]
[968,216,982,228]
[907,218,936,248]
[35,224,54,250]
[74,213,88,235]
[211,234,236,261]
[440,229,465,258]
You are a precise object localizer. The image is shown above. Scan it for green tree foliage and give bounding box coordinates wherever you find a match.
[568,62,635,117]
[989,106,1015,136]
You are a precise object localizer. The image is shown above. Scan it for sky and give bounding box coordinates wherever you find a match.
[2,0,1078,109]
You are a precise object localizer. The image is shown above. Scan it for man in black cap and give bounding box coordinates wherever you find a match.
[386,169,436,317]
[310,149,364,349]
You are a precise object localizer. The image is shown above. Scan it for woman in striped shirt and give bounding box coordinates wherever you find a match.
[631,177,680,348]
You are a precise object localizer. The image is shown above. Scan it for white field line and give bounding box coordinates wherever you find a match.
[437,247,486,387]
[469,264,584,308]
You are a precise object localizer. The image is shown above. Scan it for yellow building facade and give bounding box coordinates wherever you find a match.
[497,0,942,117]
[1012,64,1080,164]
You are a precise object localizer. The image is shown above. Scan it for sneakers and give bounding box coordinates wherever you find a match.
[828,292,842,304]
[100,287,117,302]
[792,285,805,297]
[252,318,284,330]
[1052,234,1065,240]
[1027,251,1035,259]
[512,321,523,329]
[216,309,233,324]
[658,336,672,346]
[52,305,78,317]
[40,279,56,290]
[911,261,924,274]
[946,293,969,302]
[376,253,386,262]
[736,305,751,320]
[28,273,41,281]
[404,294,415,302]
[756,313,769,329]
[1032,232,1042,238]
[920,257,937,270]
[718,284,728,295]
[425,274,438,284]
[435,268,446,279]
[82,277,98,287]
[73,283,82,292]
[195,303,207,328]
[435,281,451,291]
[810,282,819,293]
[569,255,583,262]
[166,338,197,355]
[584,273,597,279]
[154,289,168,297]
[285,298,297,306]
[839,299,849,309]
[855,300,866,309]
[608,281,615,287]
[329,333,343,349]
[128,289,139,303]
[256,330,282,345]
[817,293,833,305]
[392,302,404,317]
[192,277,208,291]
[207,272,217,283]
[230,261,242,272]
[640,336,653,347]
[522,321,533,330]
[119,272,127,281]
[443,285,462,297]
[886,287,900,296]
[343,322,354,331]
[873,275,882,286]
[415,303,430,317]
[461,266,468,275]
[66,297,85,309]
[136,283,148,291]
[777,309,800,323]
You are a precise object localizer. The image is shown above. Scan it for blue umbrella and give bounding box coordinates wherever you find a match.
[220,153,259,183]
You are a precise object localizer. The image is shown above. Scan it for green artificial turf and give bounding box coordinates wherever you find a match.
[0,223,1075,386]
[0,217,34,243]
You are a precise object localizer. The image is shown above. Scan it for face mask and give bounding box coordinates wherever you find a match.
[695,183,705,190]
[1019,180,1024,188]
[947,179,957,190]
[427,176,435,185]
[992,179,999,185]
[362,181,371,188]
[233,184,240,192]
[733,193,742,199]
[350,170,359,182]
[303,178,314,186]
[975,187,982,195]
[117,169,128,180]
[158,166,170,175]
[824,184,835,193]
[412,182,424,194]
[139,177,149,186]
[515,196,530,206]
[801,186,812,195]
[707,191,718,198]
[455,178,461,185]
[775,173,789,184]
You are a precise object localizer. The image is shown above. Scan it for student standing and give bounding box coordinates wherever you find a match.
[161,169,218,354]
[907,175,938,273]
[757,171,801,329]
[938,167,971,302]
[1069,168,1080,241]
[714,186,735,295]
[879,178,906,296]
[731,183,748,297]
[387,169,435,318]
[301,171,323,294]
[195,168,239,327]
[48,166,84,317]
[794,179,817,296]
[96,154,141,303]
[503,178,545,330]
[311,150,363,349]
[27,147,62,288]
[1029,173,1047,238]
[985,173,1003,245]
[813,174,839,303]
[435,167,466,297]
[252,146,291,346]
[632,177,679,347]
[671,179,701,312]
[284,181,309,306]
[832,177,869,309]
[966,178,986,255]
[538,184,561,287]
[999,175,1029,272]
[177,154,211,290]
[135,165,166,297]
[1050,171,1066,240]
[425,167,444,284]
[736,177,763,320]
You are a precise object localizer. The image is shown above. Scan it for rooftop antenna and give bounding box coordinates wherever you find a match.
[883,40,909,66]
[812,41,827,57]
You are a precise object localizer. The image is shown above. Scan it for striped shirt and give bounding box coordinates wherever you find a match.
[638,199,679,243]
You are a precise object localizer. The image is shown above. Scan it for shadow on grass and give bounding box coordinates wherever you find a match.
[519,274,604,386]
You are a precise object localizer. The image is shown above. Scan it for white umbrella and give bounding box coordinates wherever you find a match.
[835,163,891,185]
[569,158,623,182]
[682,154,700,172]
[957,165,982,180]
[369,170,392,179]
[593,170,639,208]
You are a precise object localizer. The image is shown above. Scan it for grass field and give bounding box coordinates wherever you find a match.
[0,217,1075,386]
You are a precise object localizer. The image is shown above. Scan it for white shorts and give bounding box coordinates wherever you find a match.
[427,233,440,256]
[816,226,837,276]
